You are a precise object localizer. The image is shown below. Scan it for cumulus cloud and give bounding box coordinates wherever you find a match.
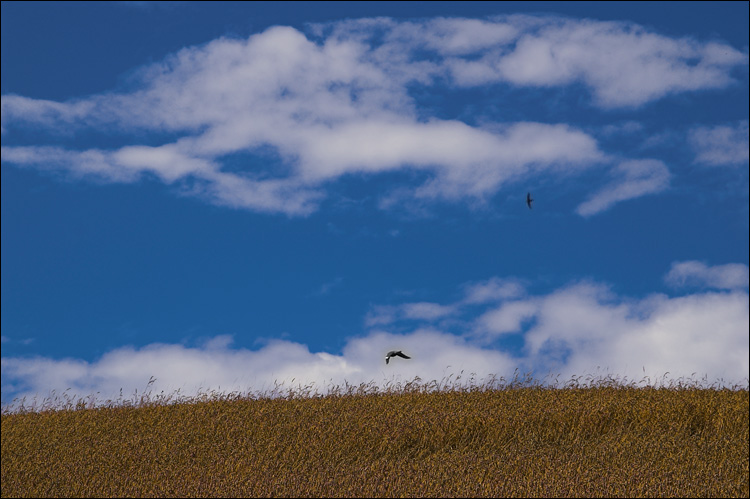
[4,266,747,407]
[576,159,671,217]
[523,283,749,383]
[665,261,750,290]
[492,20,746,108]
[689,120,750,167]
[475,300,539,337]
[366,272,749,384]
[2,15,745,216]
[320,15,747,108]
[1,331,518,407]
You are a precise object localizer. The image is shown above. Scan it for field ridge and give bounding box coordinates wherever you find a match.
[2,379,748,497]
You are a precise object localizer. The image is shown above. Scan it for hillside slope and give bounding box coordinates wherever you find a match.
[2,386,748,497]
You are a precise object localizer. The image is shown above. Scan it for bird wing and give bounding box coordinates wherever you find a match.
[395,352,411,359]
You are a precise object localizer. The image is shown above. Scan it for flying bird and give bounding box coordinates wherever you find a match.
[385,350,411,364]
[526,192,534,209]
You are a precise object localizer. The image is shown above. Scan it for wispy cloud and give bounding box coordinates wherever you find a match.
[461,277,527,304]
[320,15,747,107]
[576,159,671,217]
[363,302,459,327]
[315,277,344,296]
[4,263,747,405]
[665,261,750,290]
[689,120,750,167]
[365,277,526,327]
[2,15,744,217]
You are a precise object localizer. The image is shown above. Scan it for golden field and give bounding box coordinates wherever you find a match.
[2,377,748,497]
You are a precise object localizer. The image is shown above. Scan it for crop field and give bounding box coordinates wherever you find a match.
[2,376,748,497]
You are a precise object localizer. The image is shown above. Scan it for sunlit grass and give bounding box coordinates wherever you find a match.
[2,373,748,497]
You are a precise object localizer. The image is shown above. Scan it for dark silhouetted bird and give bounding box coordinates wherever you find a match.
[526,192,534,209]
[385,350,411,364]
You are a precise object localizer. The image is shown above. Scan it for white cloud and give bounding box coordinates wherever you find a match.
[475,300,538,337]
[0,146,141,182]
[320,15,747,109]
[112,144,215,183]
[3,15,745,216]
[665,261,750,290]
[365,277,528,328]
[602,292,749,383]
[363,301,458,327]
[5,265,746,407]
[477,280,749,383]
[401,302,458,321]
[576,159,671,217]
[0,94,96,133]
[1,330,518,407]
[690,120,750,167]
[369,274,749,384]
[598,121,644,137]
[462,277,527,304]
[410,16,746,108]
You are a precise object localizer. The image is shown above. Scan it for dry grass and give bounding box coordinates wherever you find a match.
[2,375,748,497]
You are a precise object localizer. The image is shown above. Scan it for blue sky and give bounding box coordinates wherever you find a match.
[2,1,748,405]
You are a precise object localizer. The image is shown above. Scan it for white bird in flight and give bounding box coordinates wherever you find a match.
[385,350,411,364]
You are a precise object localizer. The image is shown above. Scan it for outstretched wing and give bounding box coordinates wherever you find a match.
[395,352,411,359]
